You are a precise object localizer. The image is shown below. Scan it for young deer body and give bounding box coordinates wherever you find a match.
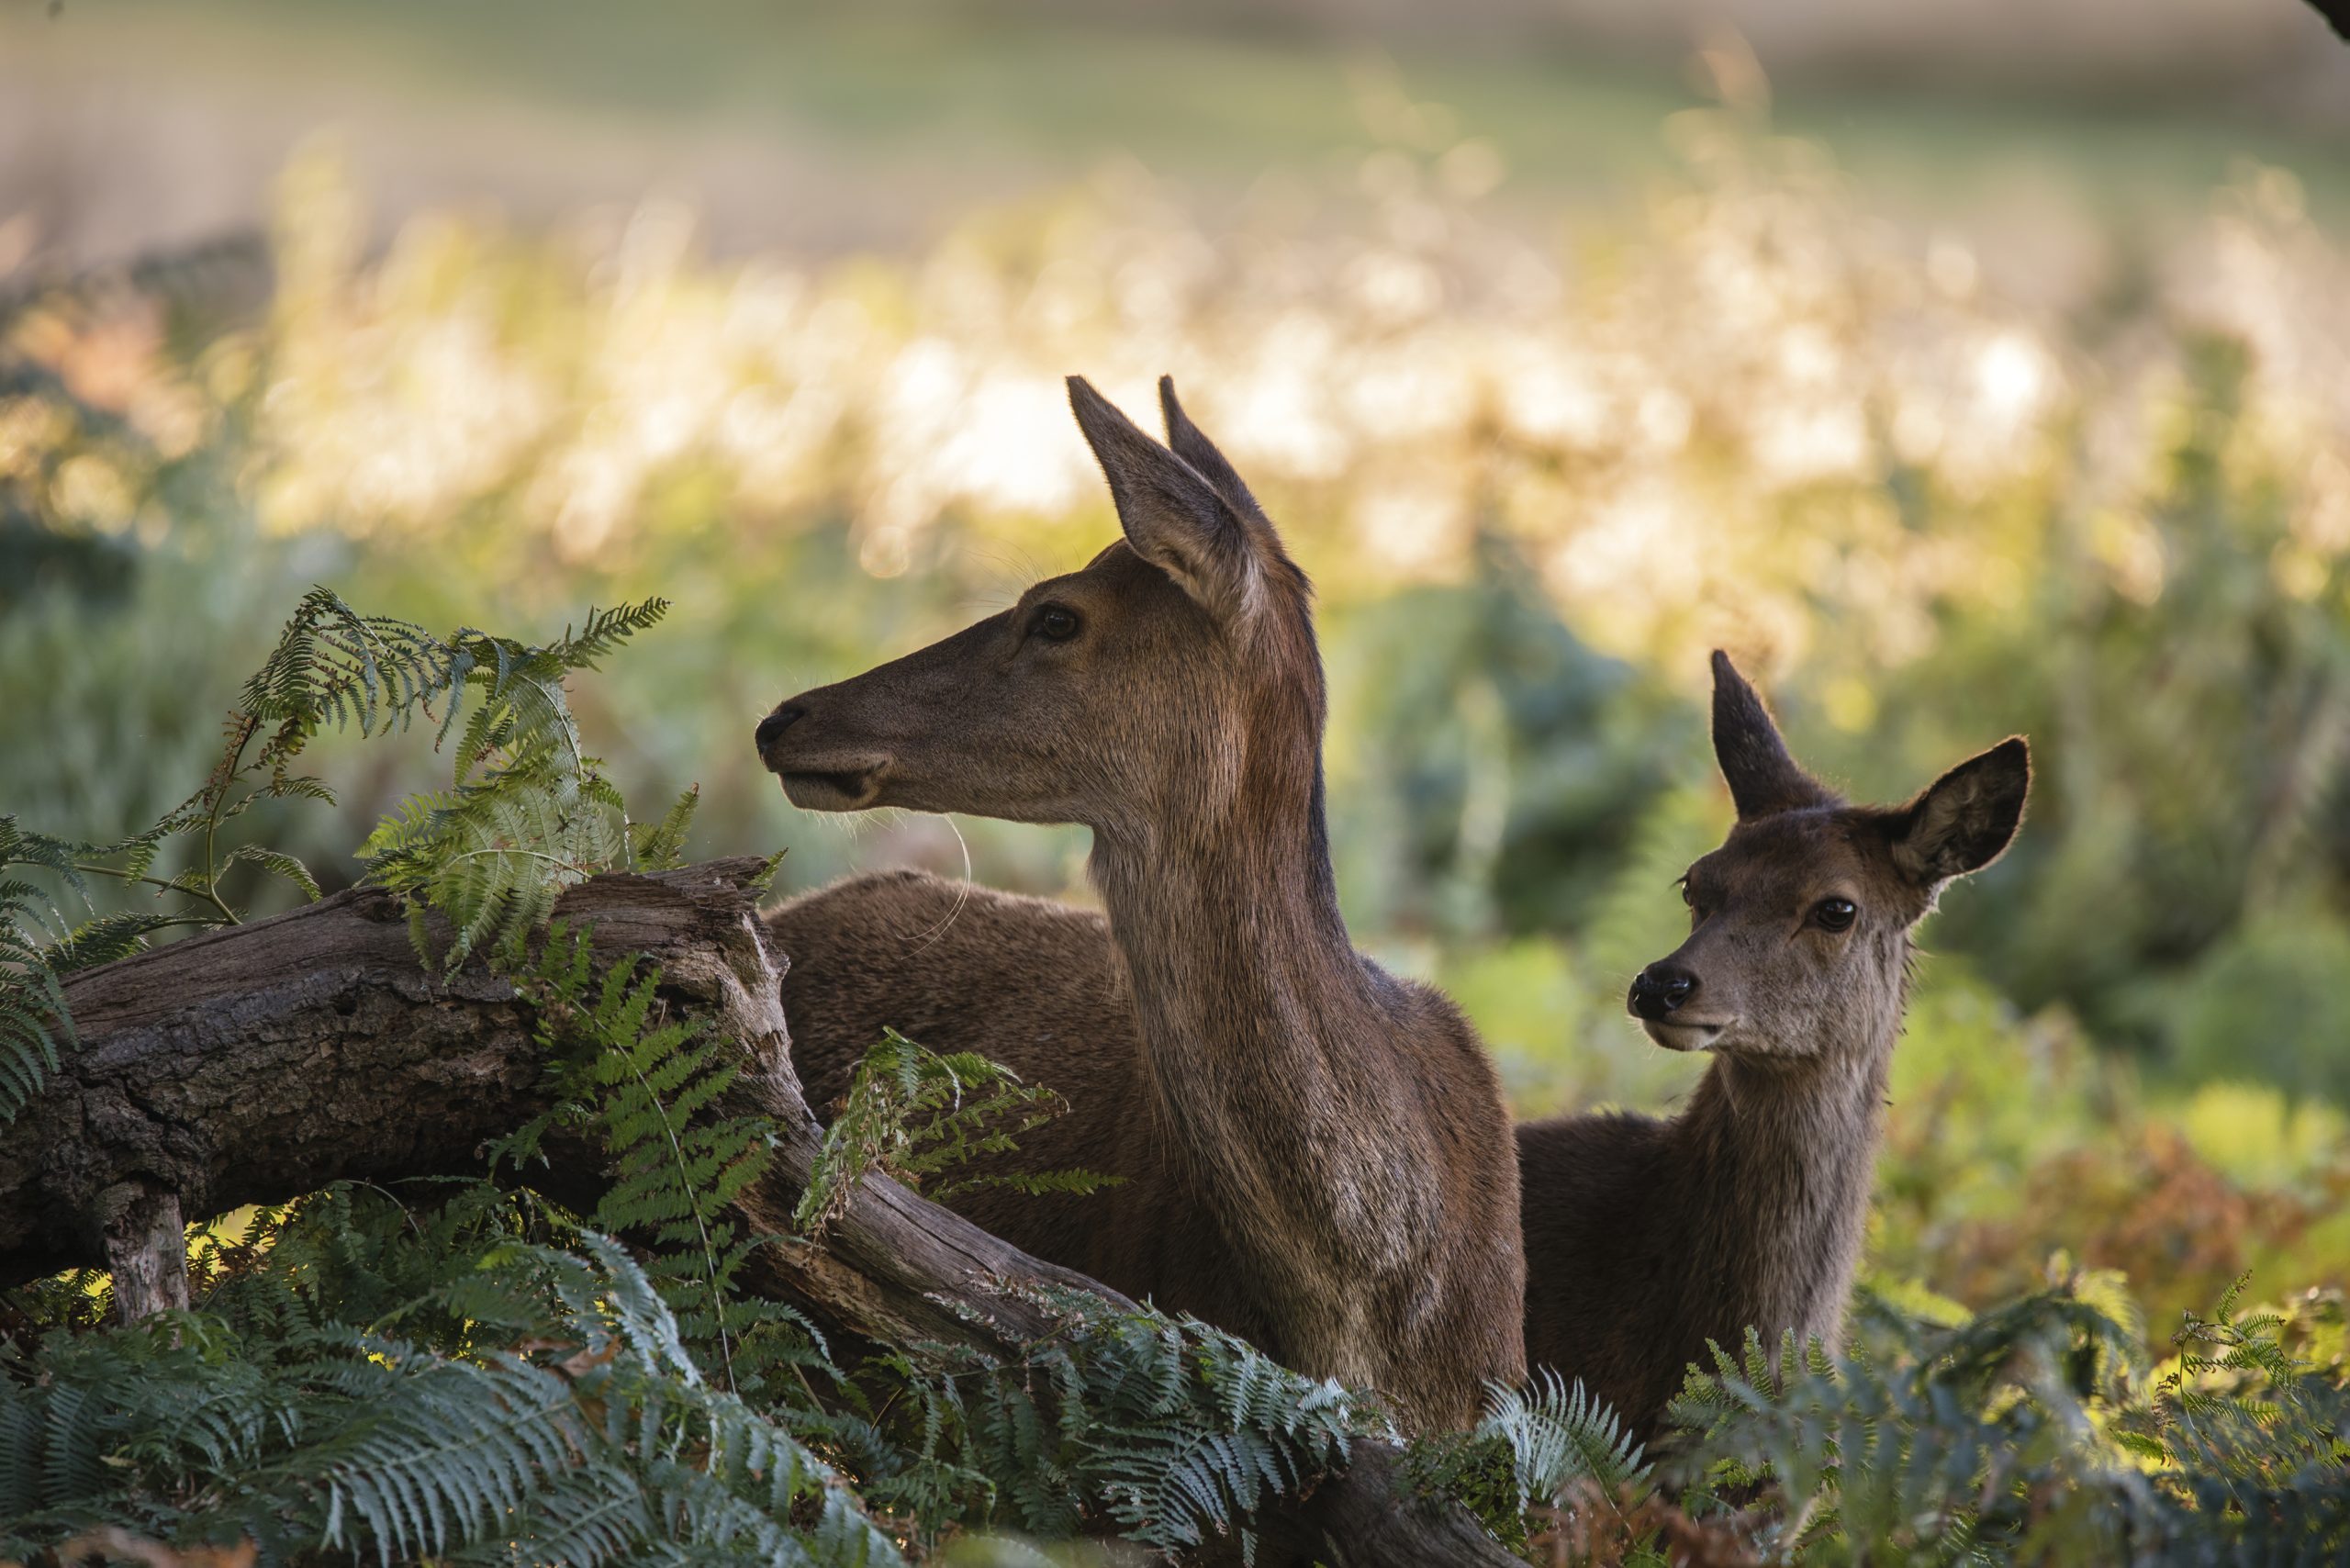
[757,378,1525,1428]
[1517,652,2029,1436]
[769,652,2026,1440]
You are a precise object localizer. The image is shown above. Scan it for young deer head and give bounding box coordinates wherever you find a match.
[1628,650,2030,1068]
[1516,651,2030,1439]
[756,375,1325,857]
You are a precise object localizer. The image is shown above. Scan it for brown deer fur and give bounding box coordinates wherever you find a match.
[1519,653,2028,1436]
[756,377,1525,1429]
[767,647,2028,1440]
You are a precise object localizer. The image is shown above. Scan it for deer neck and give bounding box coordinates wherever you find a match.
[1084,734,1441,1328]
[1665,1025,1896,1342]
[1087,753,1366,1059]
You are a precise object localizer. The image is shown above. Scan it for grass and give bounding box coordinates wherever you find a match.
[13,0,2350,257]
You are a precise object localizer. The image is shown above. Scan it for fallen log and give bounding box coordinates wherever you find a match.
[1,857,1515,1566]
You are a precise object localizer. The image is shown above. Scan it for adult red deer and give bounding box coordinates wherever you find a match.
[770,639,2027,1439]
[756,377,1526,1430]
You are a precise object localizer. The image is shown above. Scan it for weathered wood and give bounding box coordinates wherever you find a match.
[0,858,1517,1566]
[99,1181,190,1323]
[1263,1445,1519,1568]
[8,868,692,1285]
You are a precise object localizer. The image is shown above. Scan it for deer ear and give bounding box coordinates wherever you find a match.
[1711,651,1830,820]
[1158,376,1264,520]
[1069,375,1260,622]
[1890,737,2030,886]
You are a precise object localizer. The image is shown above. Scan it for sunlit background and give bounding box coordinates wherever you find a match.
[6,0,2350,1331]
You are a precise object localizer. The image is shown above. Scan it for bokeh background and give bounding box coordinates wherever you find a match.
[6,0,2350,1333]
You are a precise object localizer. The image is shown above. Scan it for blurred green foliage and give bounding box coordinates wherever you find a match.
[3,116,2347,1330]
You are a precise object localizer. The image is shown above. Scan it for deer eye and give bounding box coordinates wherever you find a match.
[1033,604,1081,643]
[1813,897,1858,933]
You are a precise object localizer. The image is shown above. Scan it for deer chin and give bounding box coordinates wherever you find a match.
[776,759,890,812]
[1640,1016,1730,1053]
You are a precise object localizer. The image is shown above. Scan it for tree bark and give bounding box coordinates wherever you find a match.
[1,858,1514,1567]
[99,1181,190,1324]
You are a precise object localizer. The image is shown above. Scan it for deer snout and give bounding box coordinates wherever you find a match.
[754,703,806,764]
[1628,964,1698,1022]
[756,692,893,812]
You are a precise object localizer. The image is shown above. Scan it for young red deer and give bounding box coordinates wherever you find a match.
[755,376,1526,1428]
[1515,652,2028,1438]
[769,650,2027,1440]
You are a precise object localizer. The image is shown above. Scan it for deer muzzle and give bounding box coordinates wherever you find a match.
[757,700,892,812]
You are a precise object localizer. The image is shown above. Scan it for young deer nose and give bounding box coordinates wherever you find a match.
[754,704,806,756]
[1628,964,1698,1021]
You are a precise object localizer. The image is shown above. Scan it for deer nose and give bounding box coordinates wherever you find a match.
[755,705,806,756]
[1628,964,1698,1021]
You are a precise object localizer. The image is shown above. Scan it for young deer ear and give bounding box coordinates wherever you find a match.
[1069,375,1260,623]
[1890,737,2031,887]
[1158,375,1264,520]
[1711,650,1831,821]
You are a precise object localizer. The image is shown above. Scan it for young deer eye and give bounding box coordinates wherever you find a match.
[1033,604,1081,643]
[1813,897,1858,933]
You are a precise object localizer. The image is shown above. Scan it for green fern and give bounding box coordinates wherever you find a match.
[353,598,671,972]
[0,587,672,1121]
[628,782,701,873]
[493,923,789,1397]
[1662,1278,2350,1563]
[1484,1370,1651,1512]
[867,1290,1374,1555]
[0,824,73,1120]
[0,1213,903,1568]
[0,817,237,1120]
[235,584,453,747]
[795,1025,1120,1238]
[365,775,621,971]
[496,1001,1321,1556]
[1404,1369,1651,1555]
[1090,1327,1360,1555]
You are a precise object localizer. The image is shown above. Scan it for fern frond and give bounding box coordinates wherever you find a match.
[798,1027,1117,1236]
[361,770,621,973]
[1658,1276,2350,1563]
[504,931,789,1396]
[550,597,671,668]
[223,844,321,902]
[235,585,452,746]
[0,821,81,1119]
[628,784,699,873]
[42,911,196,974]
[1481,1369,1651,1511]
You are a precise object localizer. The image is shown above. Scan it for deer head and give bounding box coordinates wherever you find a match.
[755,376,1325,847]
[1627,651,2030,1063]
